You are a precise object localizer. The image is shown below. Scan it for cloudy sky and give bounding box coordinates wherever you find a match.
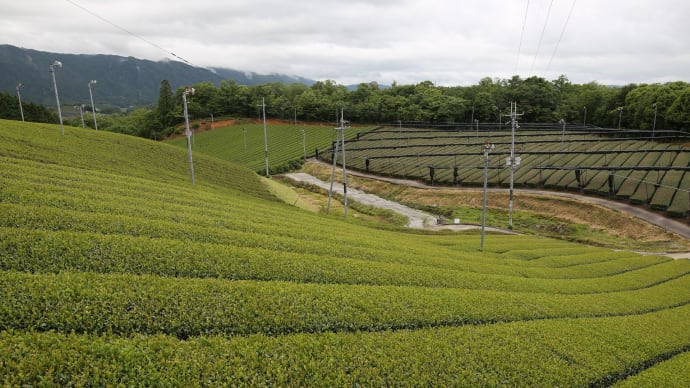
[4,0,690,86]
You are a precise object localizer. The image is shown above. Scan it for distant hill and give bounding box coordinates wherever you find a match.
[0,44,315,108]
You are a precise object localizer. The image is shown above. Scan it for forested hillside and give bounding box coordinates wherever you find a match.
[0,44,314,108]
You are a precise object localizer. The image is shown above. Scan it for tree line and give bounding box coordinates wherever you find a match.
[3,75,690,138]
[149,75,690,138]
[0,93,58,123]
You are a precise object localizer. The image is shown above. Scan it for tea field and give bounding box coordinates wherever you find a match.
[1,119,690,386]
[326,124,690,218]
[166,121,370,175]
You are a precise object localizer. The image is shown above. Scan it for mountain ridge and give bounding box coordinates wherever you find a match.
[0,44,315,108]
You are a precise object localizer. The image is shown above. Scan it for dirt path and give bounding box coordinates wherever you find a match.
[284,172,517,234]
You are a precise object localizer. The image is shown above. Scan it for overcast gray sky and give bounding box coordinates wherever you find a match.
[4,0,690,86]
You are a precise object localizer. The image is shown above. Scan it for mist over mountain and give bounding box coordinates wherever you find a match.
[0,44,315,109]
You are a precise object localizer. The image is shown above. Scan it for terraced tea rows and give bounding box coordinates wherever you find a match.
[1,120,689,385]
[167,122,368,174]
[327,125,690,217]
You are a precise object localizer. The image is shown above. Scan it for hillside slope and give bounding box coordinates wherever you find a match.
[0,44,315,107]
[1,120,690,386]
[166,121,373,175]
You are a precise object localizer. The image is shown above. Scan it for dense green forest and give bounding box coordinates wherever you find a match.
[0,92,57,123]
[4,75,690,139]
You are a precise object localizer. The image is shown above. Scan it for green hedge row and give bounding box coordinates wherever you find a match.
[3,270,690,339]
[0,121,271,198]
[2,304,690,386]
[614,351,690,387]
[0,202,671,280]
[4,227,690,294]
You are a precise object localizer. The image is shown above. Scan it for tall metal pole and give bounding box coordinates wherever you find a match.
[301,128,306,161]
[75,105,85,128]
[326,132,340,215]
[16,83,25,122]
[652,103,658,139]
[481,142,494,250]
[508,102,520,228]
[340,108,348,219]
[183,87,196,185]
[509,104,517,228]
[88,80,98,130]
[261,97,270,177]
[49,61,64,136]
[398,120,402,147]
[583,106,587,126]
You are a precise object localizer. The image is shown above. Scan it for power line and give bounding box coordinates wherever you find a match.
[514,0,530,75]
[64,0,194,66]
[545,0,577,76]
[529,0,555,76]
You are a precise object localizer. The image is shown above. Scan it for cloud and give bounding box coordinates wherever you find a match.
[3,0,690,86]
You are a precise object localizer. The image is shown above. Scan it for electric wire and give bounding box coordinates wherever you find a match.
[529,0,555,76]
[64,0,194,66]
[514,0,530,75]
[545,0,578,76]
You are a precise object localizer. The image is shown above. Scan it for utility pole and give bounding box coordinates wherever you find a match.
[74,105,85,128]
[506,102,523,228]
[326,130,340,214]
[88,80,98,130]
[327,107,349,218]
[340,108,349,219]
[182,86,196,185]
[301,128,306,161]
[261,97,270,177]
[652,103,658,139]
[16,83,25,122]
[481,141,495,250]
[49,60,64,136]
